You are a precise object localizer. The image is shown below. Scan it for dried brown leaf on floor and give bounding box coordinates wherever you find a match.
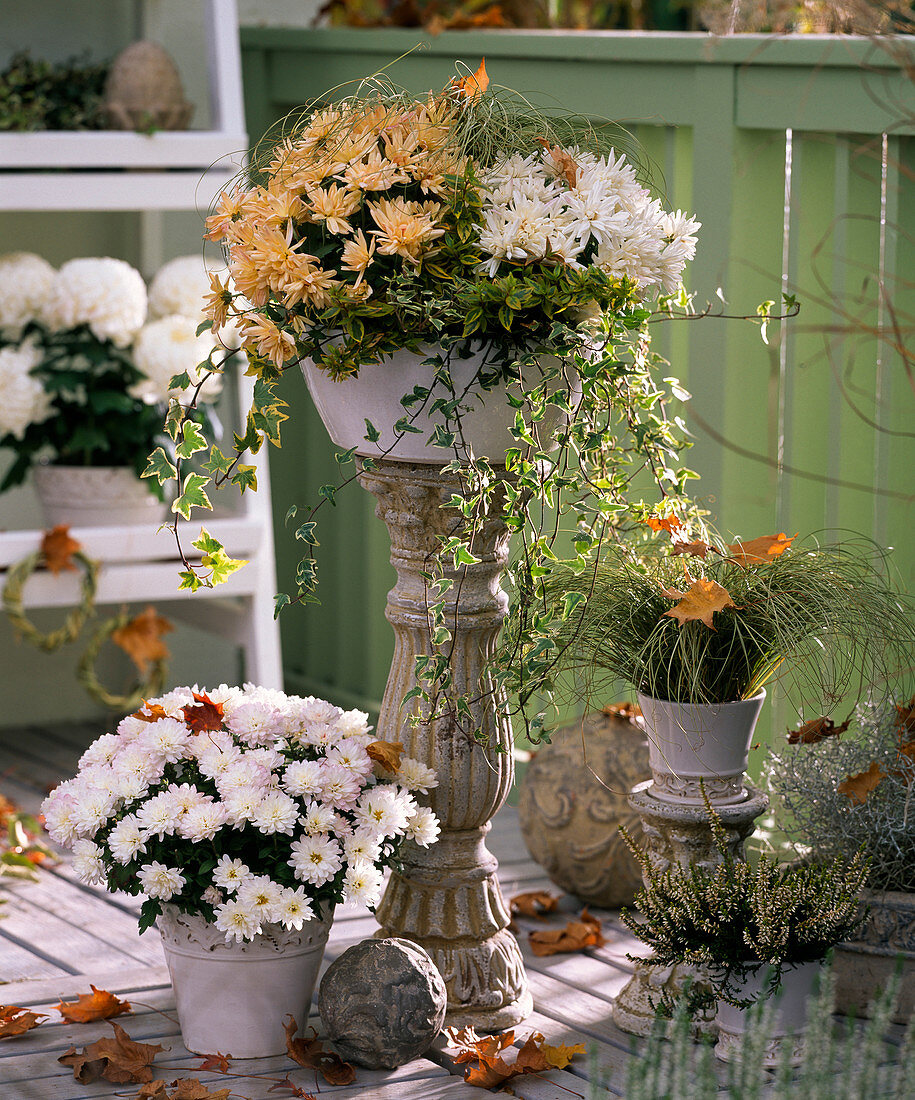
[195,1052,232,1074]
[0,1005,48,1038]
[528,908,606,956]
[445,1025,585,1089]
[509,890,560,919]
[168,1080,232,1099]
[58,1021,165,1084]
[55,984,132,1023]
[267,1077,318,1097]
[283,1016,355,1085]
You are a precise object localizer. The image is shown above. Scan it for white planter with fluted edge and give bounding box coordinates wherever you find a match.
[636,691,766,806]
[33,465,164,527]
[157,905,334,1057]
[715,960,821,1066]
[302,346,578,463]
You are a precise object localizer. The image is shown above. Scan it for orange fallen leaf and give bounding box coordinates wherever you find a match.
[0,1005,48,1038]
[452,58,489,99]
[112,607,173,675]
[131,702,169,723]
[728,532,796,567]
[366,740,404,774]
[671,539,712,559]
[135,1084,169,1099]
[602,701,642,723]
[786,716,851,745]
[529,909,606,956]
[55,985,132,1024]
[267,1078,317,1097]
[536,138,579,188]
[446,1026,584,1089]
[41,525,82,575]
[645,514,683,534]
[661,577,739,630]
[837,761,887,805]
[182,693,225,734]
[427,5,508,33]
[58,1021,164,1084]
[895,696,915,736]
[284,1017,355,1086]
[169,1081,232,1100]
[195,1053,231,1074]
[509,891,560,919]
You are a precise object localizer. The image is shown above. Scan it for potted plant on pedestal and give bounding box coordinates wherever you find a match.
[41,682,440,1057]
[767,695,915,1024]
[620,793,868,1065]
[0,252,222,526]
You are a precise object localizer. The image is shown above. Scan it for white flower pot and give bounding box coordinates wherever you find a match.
[715,960,821,1066]
[302,346,575,463]
[33,464,165,527]
[157,906,334,1058]
[636,691,766,806]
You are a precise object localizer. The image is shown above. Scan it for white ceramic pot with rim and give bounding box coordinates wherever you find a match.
[157,905,334,1058]
[33,464,165,528]
[715,960,821,1067]
[302,346,580,464]
[636,691,766,806]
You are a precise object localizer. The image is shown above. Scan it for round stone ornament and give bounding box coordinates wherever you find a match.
[518,705,651,908]
[318,938,447,1069]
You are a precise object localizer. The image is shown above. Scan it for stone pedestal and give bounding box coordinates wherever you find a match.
[359,459,532,1031]
[612,780,769,1037]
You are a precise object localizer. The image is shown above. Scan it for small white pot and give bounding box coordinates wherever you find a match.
[715,960,821,1067]
[33,464,164,528]
[636,691,766,805]
[302,346,576,463]
[157,906,333,1058]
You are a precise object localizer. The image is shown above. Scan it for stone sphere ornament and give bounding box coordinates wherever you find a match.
[103,41,193,131]
[318,938,447,1069]
[518,704,651,908]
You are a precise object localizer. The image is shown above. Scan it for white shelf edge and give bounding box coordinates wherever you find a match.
[0,169,242,211]
[0,130,249,169]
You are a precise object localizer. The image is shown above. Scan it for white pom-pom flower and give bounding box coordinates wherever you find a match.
[148,255,213,320]
[131,315,222,403]
[0,252,56,339]
[0,342,54,440]
[42,257,147,347]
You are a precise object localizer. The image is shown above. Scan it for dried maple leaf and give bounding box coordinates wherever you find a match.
[267,1078,317,1097]
[452,58,489,100]
[112,607,173,675]
[728,532,796,567]
[0,1005,48,1038]
[58,1021,164,1084]
[131,702,169,723]
[661,577,739,630]
[284,1017,355,1086]
[786,716,851,745]
[895,697,915,735]
[645,514,683,534]
[447,1027,584,1089]
[671,539,712,559]
[529,909,606,956]
[838,761,887,805]
[195,1053,231,1074]
[446,1026,516,1064]
[535,137,579,188]
[366,739,404,774]
[135,1084,169,1099]
[41,525,82,575]
[509,891,559,919]
[168,1081,231,1100]
[182,693,225,734]
[541,1040,587,1067]
[55,985,132,1023]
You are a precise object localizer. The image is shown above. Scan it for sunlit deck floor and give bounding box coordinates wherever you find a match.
[0,720,903,1099]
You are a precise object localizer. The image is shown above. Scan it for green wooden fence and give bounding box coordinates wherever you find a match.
[239,29,915,752]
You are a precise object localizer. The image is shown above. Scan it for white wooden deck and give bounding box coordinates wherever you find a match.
[0,719,652,1100]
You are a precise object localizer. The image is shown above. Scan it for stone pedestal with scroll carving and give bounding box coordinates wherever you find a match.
[612,780,769,1037]
[358,458,532,1031]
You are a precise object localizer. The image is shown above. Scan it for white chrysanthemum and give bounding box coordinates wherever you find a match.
[214,897,261,943]
[112,742,163,788]
[145,687,195,715]
[138,861,186,900]
[201,885,223,906]
[70,782,119,838]
[214,756,271,799]
[42,257,146,347]
[324,740,373,778]
[297,697,343,726]
[277,885,315,930]
[213,855,251,893]
[333,709,372,738]
[397,757,438,794]
[288,834,342,886]
[300,800,336,836]
[0,252,56,339]
[137,717,192,765]
[0,341,54,440]
[41,789,80,846]
[108,814,147,864]
[251,790,299,835]
[282,759,326,798]
[136,791,183,840]
[179,801,227,842]
[405,805,441,848]
[342,858,384,908]
[131,314,222,403]
[222,788,263,827]
[195,739,242,780]
[352,786,411,839]
[225,700,285,746]
[319,763,362,809]
[236,874,285,923]
[78,733,122,770]
[71,839,106,886]
[343,831,382,864]
[244,746,284,772]
[148,255,213,320]
[115,714,151,743]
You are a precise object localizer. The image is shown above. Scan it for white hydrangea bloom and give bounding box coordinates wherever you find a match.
[138,861,186,900]
[131,314,222,403]
[42,257,146,347]
[0,342,54,440]
[0,252,56,339]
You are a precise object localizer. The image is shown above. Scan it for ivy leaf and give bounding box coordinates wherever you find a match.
[203,445,233,477]
[274,592,292,618]
[178,570,203,592]
[175,422,208,460]
[318,484,337,505]
[171,473,213,520]
[230,464,257,494]
[142,448,177,486]
[164,400,183,441]
[168,370,192,393]
[363,419,381,442]
[295,522,318,545]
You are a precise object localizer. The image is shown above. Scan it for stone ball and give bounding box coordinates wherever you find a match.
[518,705,651,908]
[103,41,193,131]
[318,938,447,1069]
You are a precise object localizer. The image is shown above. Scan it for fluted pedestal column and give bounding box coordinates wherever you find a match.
[358,459,532,1031]
[612,780,769,1037]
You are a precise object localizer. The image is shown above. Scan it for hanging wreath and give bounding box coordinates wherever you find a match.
[2,527,99,652]
[77,606,172,711]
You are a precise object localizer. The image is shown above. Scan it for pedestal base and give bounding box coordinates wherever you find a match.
[612,781,769,1037]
